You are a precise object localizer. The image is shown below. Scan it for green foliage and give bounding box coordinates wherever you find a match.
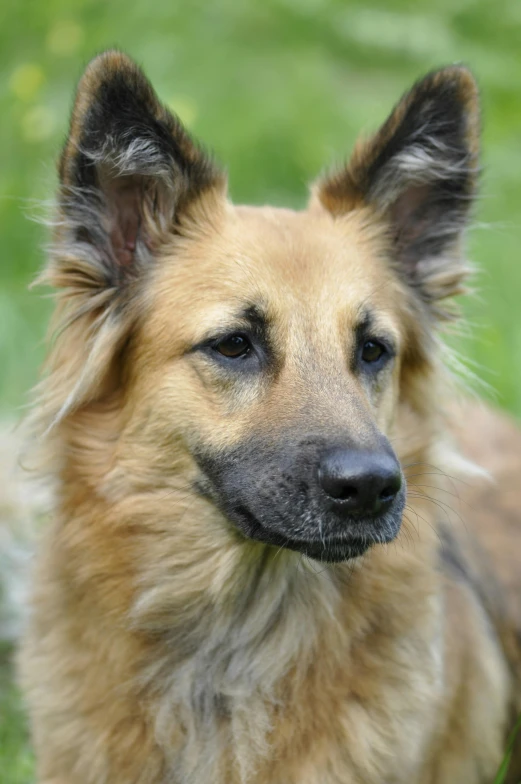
[0,647,33,783]
[0,1,520,780]
[494,713,521,784]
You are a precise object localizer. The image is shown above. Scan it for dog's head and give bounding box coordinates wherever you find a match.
[39,52,479,562]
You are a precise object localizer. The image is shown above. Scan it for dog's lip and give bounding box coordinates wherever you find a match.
[232,505,374,561]
[201,486,399,562]
[277,535,372,562]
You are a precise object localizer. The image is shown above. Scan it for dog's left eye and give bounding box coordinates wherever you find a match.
[213,334,252,359]
[361,340,387,364]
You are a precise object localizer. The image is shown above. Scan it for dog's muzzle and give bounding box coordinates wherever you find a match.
[195,438,405,562]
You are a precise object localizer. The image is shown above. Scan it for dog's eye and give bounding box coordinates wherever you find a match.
[361,340,386,364]
[213,334,251,359]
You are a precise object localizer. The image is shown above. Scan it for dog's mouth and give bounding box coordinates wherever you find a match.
[274,535,371,562]
[231,504,379,563]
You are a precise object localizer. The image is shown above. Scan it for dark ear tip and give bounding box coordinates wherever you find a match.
[60,50,162,185]
[410,64,480,155]
[432,64,478,97]
[80,49,144,85]
[69,49,153,133]
[73,49,153,112]
[414,64,480,118]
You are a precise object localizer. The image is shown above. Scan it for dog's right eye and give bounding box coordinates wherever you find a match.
[213,334,252,359]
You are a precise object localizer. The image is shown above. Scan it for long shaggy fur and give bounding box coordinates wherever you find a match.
[17,52,521,784]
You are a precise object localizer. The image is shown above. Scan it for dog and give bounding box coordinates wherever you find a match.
[18,51,521,783]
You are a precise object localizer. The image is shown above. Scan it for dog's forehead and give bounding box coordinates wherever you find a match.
[226,204,386,293]
[157,202,395,316]
[146,201,406,357]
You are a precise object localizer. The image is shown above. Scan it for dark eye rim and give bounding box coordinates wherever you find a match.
[211,332,253,360]
[359,337,394,368]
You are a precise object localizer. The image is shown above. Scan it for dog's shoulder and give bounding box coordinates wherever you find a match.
[445,404,521,686]
[452,404,521,627]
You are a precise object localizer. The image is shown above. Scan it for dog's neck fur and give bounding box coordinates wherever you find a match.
[137,549,349,779]
[48,406,443,782]
[137,503,441,784]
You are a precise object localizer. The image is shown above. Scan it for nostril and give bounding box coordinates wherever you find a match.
[379,486,397,503]
[332,484,358,502]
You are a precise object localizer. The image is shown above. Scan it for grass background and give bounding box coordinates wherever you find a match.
[1,0,520,779]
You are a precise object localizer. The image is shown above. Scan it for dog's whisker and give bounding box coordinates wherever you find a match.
[406,483,464,504]
[403,504,444,546]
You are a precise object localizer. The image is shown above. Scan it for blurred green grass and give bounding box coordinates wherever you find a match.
[0,646,33,784]
[1,0,521,780]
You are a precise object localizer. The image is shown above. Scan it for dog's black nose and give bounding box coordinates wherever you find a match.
[318,448,402,517]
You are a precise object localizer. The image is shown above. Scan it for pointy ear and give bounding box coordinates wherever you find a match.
[37,51,225,427]
[54,50,224,286]
[313,67,480,318]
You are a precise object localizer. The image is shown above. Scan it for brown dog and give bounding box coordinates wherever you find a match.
[19,51,521,783]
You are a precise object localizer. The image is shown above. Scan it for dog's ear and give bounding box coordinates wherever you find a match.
[38,51,224,426]
[54,50,224,286]
[314,67,480,317]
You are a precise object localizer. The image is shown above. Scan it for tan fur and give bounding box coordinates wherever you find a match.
[19,54,521,784]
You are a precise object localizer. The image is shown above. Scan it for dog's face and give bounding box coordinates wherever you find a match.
[136,206,408,561]
[46,52,479,562]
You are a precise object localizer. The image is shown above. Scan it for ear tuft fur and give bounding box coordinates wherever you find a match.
[315,66,480,319]
[34,51,225,430]
[56,50,224,285]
